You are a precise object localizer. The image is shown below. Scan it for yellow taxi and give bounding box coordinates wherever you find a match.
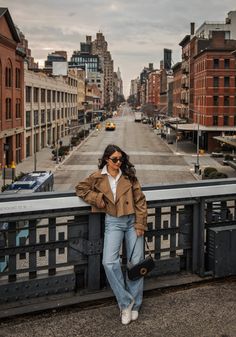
[105,121,116,131]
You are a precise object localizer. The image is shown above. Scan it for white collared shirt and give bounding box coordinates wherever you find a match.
[101,165,122,201]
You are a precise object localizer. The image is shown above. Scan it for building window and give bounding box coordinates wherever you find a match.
[47,90,51,102]
[223,115,229,126]
[34,110,39,125]
[33,88,39,103]
[52,109,56,121]
[224,96,230,106]
[213,96,219,106]
[26,111,31,127]
[57,109,60,119]
[26,86,31,102]
[213,77,219,87]
[16,99,21,118]
[57,91,60,102]
[52,90,56,103]
[224,59,230,69]
[224,77,230,87]
[47,109,51,123]
[15,68,21,88]
[41,89,45,102]
[6,98,12,119]
[213,115,218,126]
[234,115,236,126]
[41,109,45,124]
[5,66,12,87]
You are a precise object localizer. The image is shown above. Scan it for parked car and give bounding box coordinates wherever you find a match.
[105,121,116,131]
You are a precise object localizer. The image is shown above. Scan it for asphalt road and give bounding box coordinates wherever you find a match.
[54,107,195,191]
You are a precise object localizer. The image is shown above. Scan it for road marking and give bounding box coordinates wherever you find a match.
[76,151,175,156]
[60,164,189,171]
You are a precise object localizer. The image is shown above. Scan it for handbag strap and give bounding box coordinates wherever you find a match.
[129,237,152,262]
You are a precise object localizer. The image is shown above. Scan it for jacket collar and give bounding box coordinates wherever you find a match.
[93,170,132,204]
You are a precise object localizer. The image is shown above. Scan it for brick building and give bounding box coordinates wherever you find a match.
[193,31,236,150]
[147,70,160,107]
[172,62,182,117]
[0,8,25,168]
[174,22,236,152]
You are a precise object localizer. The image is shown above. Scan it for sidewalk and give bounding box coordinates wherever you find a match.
[0,279,235,337]
[163,137,236,179]
[0,131,94,191]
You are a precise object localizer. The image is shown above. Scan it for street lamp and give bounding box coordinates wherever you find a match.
[196,111,200,174]
[175,119,179,153]
[34,125,37,171]
[189,107,201,174]
[56,123,59,164]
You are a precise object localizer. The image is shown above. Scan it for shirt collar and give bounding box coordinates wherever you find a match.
[101,165,122,179]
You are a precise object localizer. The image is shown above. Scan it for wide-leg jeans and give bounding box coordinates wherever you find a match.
[102,214,144,311]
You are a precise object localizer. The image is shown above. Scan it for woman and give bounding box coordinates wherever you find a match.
[75,144,147,325]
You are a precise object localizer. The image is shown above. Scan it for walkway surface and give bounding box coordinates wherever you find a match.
[0,279,235,337]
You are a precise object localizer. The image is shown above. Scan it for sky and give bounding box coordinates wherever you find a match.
[1,0,236,97]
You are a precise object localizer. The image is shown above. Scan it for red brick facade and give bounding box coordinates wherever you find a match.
[0,9,25,168]
[172,62,182,118]
[194,50,236,127]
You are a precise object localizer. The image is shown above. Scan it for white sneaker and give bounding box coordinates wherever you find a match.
[121,299,134,325]
[131,310,139,321]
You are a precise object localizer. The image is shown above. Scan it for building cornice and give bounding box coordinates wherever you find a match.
[179,35,190,47]
[0,34,17,49]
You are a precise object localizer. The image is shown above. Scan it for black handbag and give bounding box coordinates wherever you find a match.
[127,238,155,281]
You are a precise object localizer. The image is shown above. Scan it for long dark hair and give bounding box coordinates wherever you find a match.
[98,144,137,182]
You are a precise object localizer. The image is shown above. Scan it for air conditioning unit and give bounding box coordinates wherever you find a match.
[207,224,236,277]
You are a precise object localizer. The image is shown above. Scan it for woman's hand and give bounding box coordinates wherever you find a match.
[135,229,144,237]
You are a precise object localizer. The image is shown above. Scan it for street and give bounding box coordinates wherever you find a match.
[53,106,196,191]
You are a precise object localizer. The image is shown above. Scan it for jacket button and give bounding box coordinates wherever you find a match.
[126,201,129,204]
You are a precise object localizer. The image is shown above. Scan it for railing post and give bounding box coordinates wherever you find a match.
[48,218,56,276]
[192,198,205,276]
[29,220,37,279]
[87,213,102,290]
[8,222,17,282]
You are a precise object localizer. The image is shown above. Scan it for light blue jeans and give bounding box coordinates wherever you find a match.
[102,214,144,310]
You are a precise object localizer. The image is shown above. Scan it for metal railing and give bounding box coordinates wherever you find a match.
[0,179,236,316]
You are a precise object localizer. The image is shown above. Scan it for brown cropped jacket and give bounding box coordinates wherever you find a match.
[75,170,147,231]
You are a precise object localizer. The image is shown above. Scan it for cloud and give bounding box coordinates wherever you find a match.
[2,0,236,96]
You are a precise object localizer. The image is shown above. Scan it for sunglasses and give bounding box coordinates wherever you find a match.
[109,156,124,163]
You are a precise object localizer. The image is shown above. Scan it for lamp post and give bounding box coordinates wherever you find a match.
[34,125,37,171]
[56,123,59,164]
[196,111,200,173]
[175,119,178,153]
[189,107,200,174]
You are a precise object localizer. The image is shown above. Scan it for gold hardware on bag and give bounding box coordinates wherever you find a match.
[140,267,148,275]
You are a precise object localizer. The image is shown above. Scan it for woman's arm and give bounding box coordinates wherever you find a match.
[132,179,148,231]
[75,174,105,208]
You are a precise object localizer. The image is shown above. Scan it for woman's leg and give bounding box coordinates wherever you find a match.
[125,215,144,311]
[102,214,134,310]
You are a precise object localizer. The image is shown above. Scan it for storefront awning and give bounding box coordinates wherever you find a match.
[214,136,236,148]
[171,123,236,132]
